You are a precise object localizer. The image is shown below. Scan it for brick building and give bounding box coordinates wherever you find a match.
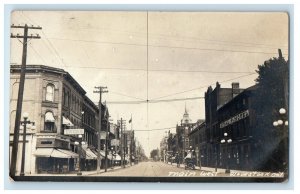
[9,65,109,174]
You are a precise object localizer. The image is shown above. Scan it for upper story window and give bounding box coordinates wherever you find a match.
[44,111,55,132]
[46,84,54,102]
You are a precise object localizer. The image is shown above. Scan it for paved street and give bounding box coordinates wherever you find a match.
[95,161,213,177]
[86,161,284,178]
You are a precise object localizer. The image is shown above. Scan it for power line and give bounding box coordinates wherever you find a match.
[64,65,254,74]
[20,12,65,69]
[47,37,282,55]
[74,24,288,49]
[105,96,204,105]
[151,72,256,100]
[134,127,176,132]
[28,43,49,66]
[150,96,204,103]
[103,73,257,105]
[109,91,145,101]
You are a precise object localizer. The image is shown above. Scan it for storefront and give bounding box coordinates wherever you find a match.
[34,148,78,173]
[82,147,97,171]
[35,137,78,174]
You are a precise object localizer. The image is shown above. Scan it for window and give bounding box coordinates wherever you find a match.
[44,112,55,132]
[46,84,54,102]
[63,88,65,105]
[66,92,69,107]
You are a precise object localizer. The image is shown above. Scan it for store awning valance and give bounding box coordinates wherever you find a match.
[184,153,192,159]
[45,112,55,122]
[85,148,97,160]
[62,116,74,127]
[34,148,78,158]
[113,154,121,161]
[91,149,106,157]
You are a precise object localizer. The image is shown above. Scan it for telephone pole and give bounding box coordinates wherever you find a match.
[118,118,126,168]
[93,86,108,173]
[10,24,42,177]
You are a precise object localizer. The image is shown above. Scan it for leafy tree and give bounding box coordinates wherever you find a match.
[150,149,159,160]
[252,53,289,171]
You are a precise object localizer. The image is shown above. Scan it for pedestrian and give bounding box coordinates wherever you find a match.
[175,152,180,168]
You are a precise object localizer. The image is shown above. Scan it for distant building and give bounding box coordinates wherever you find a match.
[123,130,135,164]
[176,105,195,160]
[188,119,205,166]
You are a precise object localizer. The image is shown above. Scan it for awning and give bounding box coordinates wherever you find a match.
[62,116,74,127]
[85,148,97,160]
[113,154,121,161]
[184,153,192,159]
[107,153,113,159]
[91,149,106,157]
[34,148,78,158]
[45,112,55,122]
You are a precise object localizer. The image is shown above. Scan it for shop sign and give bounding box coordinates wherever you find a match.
[111,139,119,146]
[220,110,249,128]
[100,131,107,139]
[64,128,84,135]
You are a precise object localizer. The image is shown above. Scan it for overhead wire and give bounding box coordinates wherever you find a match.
[28,43,49,66]
[20,12,68,69]
[74,24,288,49]
[151,72,256,100]
[64,65,254,74]
[47,36,282,55]
[109,91,145,101]
[134,127,176,132]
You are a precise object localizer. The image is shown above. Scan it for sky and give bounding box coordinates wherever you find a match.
[10,11,289,157]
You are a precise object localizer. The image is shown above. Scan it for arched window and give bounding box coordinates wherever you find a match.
[44,111,55,132]
[46,84,54,102]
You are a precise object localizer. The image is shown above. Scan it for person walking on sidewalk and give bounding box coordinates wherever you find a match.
[175,152,180,168]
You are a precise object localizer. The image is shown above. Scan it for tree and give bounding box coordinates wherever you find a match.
[252,52,289,171]
[150,149,159,161]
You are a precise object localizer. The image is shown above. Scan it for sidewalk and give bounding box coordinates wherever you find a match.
[166,162,281,176]
[28,163,135,176]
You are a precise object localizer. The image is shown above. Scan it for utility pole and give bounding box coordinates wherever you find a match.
[104,105,109,172]
[10,24,41,177]
[93,86,108,173]
[118,118,126,168]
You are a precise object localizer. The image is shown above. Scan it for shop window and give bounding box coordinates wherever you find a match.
[44,111,55,132]
[46,84,54,102]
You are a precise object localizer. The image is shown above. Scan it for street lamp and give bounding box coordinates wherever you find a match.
[75,134,86,176]
[20,112,35,176]
[110,146,115,169]
[273,107,288,174]
[183,126,189,161]
[221,132,232,174]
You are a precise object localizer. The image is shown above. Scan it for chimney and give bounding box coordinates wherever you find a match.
[278,49,283,59]
[232,82,240,98]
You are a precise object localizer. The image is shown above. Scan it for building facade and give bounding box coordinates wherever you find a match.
[9,65,108,174]
[204,82,243,169]
[175,107,195,162]
[188,119,205,167]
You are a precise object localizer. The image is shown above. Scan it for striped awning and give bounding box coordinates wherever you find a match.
[113,154,121,161]
[34,148,78,158]
[45,112,55,122]
[62,116,74,127]
[85,148,97,160]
